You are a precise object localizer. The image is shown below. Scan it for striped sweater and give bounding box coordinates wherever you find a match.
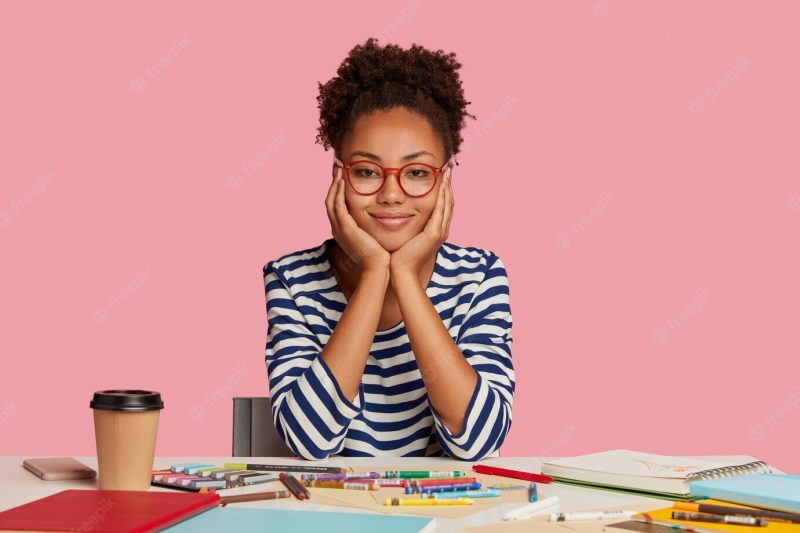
[263,238,515,460]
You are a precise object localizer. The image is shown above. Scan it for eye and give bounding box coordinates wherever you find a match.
[405,168,431,179]
[354,168,379,178]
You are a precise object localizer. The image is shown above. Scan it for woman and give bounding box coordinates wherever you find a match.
[263,38,514,460]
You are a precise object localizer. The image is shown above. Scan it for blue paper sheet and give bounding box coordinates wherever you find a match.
[165,506,434,532]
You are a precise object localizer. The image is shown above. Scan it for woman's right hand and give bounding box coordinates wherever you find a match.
[326,165,390,272]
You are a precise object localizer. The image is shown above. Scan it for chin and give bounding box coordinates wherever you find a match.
[372,232,414,253]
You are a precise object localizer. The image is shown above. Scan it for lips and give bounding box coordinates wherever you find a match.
[369,212,413,219]
[369,213,413,228]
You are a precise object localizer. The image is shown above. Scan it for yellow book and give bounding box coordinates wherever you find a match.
[634,499,800,532]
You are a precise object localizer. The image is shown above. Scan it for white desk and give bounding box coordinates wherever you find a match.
[0,455,756,532]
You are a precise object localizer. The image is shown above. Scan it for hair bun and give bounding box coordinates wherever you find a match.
[317,37,476,159]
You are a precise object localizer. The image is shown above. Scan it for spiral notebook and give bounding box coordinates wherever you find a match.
[541,450,773,499]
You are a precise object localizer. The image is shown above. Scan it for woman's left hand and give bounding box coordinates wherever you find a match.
[390,168,453,276]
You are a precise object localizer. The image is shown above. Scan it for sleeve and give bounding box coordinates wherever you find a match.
[429,253,515,461]
[263,260,366,460]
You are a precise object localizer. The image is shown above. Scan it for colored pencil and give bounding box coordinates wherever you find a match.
[280,472,311,500]
[219,489,291,505]
[225,463,346,474]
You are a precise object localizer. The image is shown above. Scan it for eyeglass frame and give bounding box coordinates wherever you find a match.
[332,155,455,197]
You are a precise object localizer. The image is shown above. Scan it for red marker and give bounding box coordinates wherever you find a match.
[472,465,554,484]
[407,477,478,487]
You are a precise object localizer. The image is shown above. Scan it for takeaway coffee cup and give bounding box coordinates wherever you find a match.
[90,390,164,490]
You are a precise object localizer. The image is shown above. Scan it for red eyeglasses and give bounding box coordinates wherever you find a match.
[333,156,454,197]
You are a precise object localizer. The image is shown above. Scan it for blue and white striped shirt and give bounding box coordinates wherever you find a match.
[263,238,515,460]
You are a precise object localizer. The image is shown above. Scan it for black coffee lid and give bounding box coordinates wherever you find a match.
[90,390,164,411]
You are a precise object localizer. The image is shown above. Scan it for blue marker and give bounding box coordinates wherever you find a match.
[407,482,481,494]
[529,482,538,502]
[433,489,500,499]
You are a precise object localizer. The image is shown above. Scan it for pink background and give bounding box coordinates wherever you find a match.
[1,2,799,471]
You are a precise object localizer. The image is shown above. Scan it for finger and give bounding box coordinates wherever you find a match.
[325,171,341,234]
[335,175,354,230]
[328,169,345,235]
[325,168,339,211]
[442,172,453,237]
[327,166,341,200]
[427,176,446,235]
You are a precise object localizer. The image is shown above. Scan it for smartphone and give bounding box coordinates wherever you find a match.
[22,457,97,481]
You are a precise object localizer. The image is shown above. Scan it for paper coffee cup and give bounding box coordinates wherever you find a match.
[90,390,164,490]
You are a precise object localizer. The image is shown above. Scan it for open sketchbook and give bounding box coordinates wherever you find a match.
[541,450,773,498]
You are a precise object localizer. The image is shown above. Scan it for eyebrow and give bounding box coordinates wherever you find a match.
[348,150,436,162]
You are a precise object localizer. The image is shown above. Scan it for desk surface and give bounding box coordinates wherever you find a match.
[0,455,756,532]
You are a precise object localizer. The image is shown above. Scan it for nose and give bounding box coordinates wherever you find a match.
[376,169,406,203]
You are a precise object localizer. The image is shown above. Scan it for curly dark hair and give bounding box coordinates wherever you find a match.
[316,37,476,162]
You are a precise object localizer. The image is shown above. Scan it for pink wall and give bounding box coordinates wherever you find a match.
[1,2,798,471]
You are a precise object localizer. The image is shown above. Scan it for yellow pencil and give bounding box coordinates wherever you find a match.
[385,497,473,506]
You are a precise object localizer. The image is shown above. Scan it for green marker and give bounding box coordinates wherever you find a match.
[384,470,467,479]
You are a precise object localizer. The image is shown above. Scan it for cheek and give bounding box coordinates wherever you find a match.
[419,199,437,220]
[343,190,368,219]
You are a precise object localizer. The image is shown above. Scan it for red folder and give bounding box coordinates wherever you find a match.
[0,489,220,532]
